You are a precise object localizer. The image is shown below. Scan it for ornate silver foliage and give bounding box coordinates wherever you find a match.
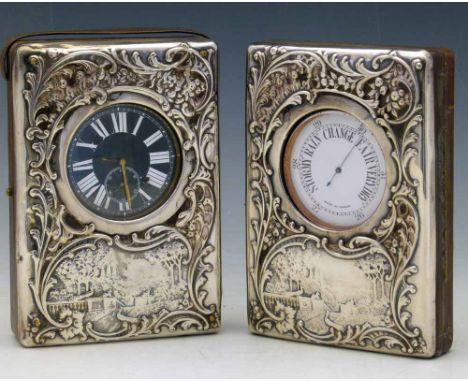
[247,46,426,354]
[23,42,219,344]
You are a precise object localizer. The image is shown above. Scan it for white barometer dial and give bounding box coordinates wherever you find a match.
[284,110,387,229]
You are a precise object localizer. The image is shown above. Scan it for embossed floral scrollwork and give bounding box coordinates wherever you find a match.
[22,41,219,344]
[248,48,420,139]
[109,45,214,118]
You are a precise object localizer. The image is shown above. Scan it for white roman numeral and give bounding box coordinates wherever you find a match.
[111,112,127,133]
[72,159,93,172]
[104,196,111,210]
[93,185,107,206]
[119,112,127,133]
[118,201,130,211]
[138,188,151,201]
[77,172,99,193]
[85,184,100,198]
[143,131,162,147]
[147,167,167,188]
[150,151,170,164]
[76,142,97,150]
[91,119,110,139]
[132,116,143,136]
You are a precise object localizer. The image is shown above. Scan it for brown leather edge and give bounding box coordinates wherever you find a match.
[432,47,454,357]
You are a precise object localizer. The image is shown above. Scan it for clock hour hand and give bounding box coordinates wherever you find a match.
[119,158,132,208]
[94,156,120,162]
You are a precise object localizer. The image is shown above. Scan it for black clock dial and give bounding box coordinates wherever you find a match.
[66,104,180,220]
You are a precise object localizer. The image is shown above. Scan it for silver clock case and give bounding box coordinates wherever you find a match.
[246,42,453,357]
[7,35,221,346]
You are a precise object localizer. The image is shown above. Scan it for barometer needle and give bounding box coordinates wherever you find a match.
[326,136,363,187]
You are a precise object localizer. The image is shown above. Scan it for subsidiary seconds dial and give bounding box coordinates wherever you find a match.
[284,110,387,229]
[66,104,180,220]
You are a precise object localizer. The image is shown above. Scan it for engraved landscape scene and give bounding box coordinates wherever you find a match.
[264,241,391,334]
[47,240,190,334]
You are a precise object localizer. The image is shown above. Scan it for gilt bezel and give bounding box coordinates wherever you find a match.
[276,95,396,241]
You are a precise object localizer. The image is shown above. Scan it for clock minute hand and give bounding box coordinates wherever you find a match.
[326,137,363,187]
[95,156,120,162]
[119,158,132,208]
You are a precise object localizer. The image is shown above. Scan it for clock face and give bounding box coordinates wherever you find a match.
[66,104,180,220]
[284,110,387,230]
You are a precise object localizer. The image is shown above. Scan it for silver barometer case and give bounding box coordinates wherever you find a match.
[246,42,453,357]
[3,30,221,346]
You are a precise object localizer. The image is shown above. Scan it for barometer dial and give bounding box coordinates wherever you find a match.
[284,110,387,229]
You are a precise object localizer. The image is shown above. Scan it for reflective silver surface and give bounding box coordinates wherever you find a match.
[246,42,453,357]
[7,35,221,346]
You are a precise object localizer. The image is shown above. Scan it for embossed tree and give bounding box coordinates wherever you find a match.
[273,255,290,291]
[54,249,95,296]
[156,242,189,287]
[54,244,118,299]
[73,249,97,294]
[89,244,120,295]
[172,242,188,285]
[285,248,306,292]
[159,246,177,288]
[272,248,306,292]
[356,255,391,301]
[55,259,80,295]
